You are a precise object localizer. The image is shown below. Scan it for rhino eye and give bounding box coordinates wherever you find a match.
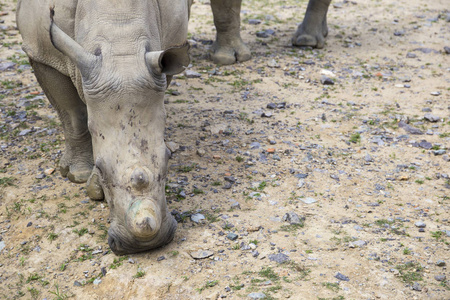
[94,47,101,56]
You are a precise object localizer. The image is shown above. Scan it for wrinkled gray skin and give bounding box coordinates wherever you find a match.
[209,0,332,65]
[17,0,193,255]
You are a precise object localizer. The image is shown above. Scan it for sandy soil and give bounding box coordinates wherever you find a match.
[0,0,449,299]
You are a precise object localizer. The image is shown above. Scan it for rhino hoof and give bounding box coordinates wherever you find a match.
[87,173,104,201]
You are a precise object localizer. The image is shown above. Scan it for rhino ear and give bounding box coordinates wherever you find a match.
[145,43,190,76]
[49,6,97,76]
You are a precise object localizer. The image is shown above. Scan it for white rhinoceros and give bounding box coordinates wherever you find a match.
[17,0,193,255]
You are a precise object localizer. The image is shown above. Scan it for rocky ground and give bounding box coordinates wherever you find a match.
[0,0,449,299]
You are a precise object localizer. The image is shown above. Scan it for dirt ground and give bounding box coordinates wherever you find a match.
[0,0,449,299]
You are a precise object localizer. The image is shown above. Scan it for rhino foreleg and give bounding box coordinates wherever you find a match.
[31,60,93,183]
[210,0,251,65]
[292,0,332,48]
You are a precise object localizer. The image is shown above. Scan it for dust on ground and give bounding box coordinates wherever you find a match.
[0,0,449,299]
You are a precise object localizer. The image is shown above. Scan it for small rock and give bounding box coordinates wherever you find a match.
[430,91,441,96]
[268,253,290,263]
[35,173,46,180]
[93,278,102,285]
[433,150,446,156]
[267,59,279,68]
[191,213,205,223]
[320,75,334,85]
[248,19,262,25]
[227,233,238,241]
[19,129,32,136]
[74,281,82,287]
[301,197,317,204]
[406,52,417,58]
[436,260,446,267]
[196,149,206,157]
[157,256,166,261]
[364,154,374,162]
[44,168,55,175]
[261,111,273,118]
[185,70,202,78]
[412,282,421,291]
[248,292,266,299]
[0,241,5,252]
[190,250,214,259]
[444,46,450,54]
[414,221,426,228]
[434,275,446,281]
[231,202,241,210]
[424,113,440,122]
[26,222,32,227]
[282,212,304,225]
[0,62,16,71]
[335,272,350,281]
[166,141,179,153]
[398,121,423,135]
[297,179,305,188]
[349,240,367,248]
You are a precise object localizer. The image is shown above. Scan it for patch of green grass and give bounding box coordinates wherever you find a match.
[395,261,423,283]
[349,133,361,144]
[193,188,204,195]
[236,155,244,162]
[48,284,68,300]
[72,228,89,236]
[48,232,58,242]
[0,176,15,187]
[415,179,424,184]
[196,280,219,293]
[109,256,129,269]
[177,163,197,173]
[212,181,222,186]
[26,273,42,283]
[403,248,411,255]
[279,223,304,232]
[258,267,279,281]
[133,267,146,279]
[322,282,340,292]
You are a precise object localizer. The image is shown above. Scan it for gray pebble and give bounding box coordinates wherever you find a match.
[320,75,334,85]
[301,197,317,204]
[247,292,266,299]
[282,212,304,225]
[335,272,350,281]
[157,256,166,261]
[190,250,214,259]
[433,150,446,156]
[434,275,446,281]
[227,233,238,241]
[248,19,262,25]
[436,260,446,267]
[74,280,82,287]
[0,62,16,71]
[268,253,290,263]
[424,113,440,122]
[191,213,205,223]
[406,52,416,58]
[0,241,5,252]
[412,282,421,291]
[184,70,201,78]
[414,221,426,228]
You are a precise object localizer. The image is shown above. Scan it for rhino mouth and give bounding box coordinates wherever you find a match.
[107,213,177,255]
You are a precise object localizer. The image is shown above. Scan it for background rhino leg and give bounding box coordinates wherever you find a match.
[210,0,251,65]
[30,60,93,183]
[292,0,332,48]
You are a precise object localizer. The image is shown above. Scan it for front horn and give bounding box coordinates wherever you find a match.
[49,6,98,77]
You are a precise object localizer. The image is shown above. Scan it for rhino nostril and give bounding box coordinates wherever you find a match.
[131,168,149,191]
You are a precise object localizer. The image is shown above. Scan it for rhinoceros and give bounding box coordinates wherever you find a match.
[17,0,195,255]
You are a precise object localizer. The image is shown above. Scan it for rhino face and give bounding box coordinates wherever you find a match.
[48,4,189,254]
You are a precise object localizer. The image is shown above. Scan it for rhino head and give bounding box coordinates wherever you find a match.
[48,3,190,255]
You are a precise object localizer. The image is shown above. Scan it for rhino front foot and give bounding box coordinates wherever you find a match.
[211,38,251,65]
[292,19,328,49]
[59,145,93,183]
